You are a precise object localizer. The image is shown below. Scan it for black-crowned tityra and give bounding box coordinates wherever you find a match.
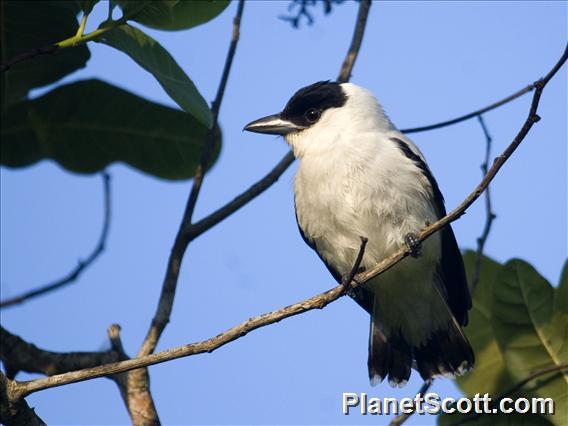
[244,81,474,387]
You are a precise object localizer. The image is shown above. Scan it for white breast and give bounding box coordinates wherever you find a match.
[293,128,440,277]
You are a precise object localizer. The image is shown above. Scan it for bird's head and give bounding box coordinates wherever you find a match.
[244,81,392,157]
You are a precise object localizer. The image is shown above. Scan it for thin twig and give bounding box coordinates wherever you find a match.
[389,380,433,426]
[10,43,566,399]
[0,172,112,308]
[187,151,295,239]
[137,0,245,360]
[450,363,568,425]
[401,84,536,133]
[337,0,371,83]
[471,115,496,290]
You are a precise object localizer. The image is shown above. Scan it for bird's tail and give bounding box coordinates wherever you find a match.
[368,316,474,386]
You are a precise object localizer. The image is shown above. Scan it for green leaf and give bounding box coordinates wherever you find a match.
[98,23,212,127]
[456,251,515,396]
[117,0,229,31]
[555,260,568,315]
[0,1,90,108]
[76,0,99,15]
[492,260,568,425]
[1,79,221,180]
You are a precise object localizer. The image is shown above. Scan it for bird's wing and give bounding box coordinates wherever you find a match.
[295,212,374,315]
[391,137,471,326]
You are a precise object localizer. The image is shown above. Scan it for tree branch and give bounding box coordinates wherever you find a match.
[137,0,246,360]
[471,115,496,290]
[400,84,536,133]
[0,172,112,308]
[8,42,565,400]
[337,0,371,83]
[0,324,159,425]
[0,371,46,426]
[187,151,295,239]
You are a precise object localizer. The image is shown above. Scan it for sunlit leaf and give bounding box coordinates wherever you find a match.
[491,260,568,425]
[98,23,212,127]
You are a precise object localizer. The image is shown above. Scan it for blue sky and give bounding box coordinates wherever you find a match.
[1,1,566,424]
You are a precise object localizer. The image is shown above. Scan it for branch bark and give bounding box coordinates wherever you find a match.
[337,0,371,83]
[0,172,112,308]
[401,84,536,133]
[471,115,497,290]
[0,371,46,426]
[7,41,565,399]
[137,0,246,361]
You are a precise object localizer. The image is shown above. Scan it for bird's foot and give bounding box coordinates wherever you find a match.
[404,232,422,258]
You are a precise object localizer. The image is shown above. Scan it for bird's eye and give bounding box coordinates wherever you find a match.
[304,108,321,124]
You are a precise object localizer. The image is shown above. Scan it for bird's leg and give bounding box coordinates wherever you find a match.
[404,232,422,258]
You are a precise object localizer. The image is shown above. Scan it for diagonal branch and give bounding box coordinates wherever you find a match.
[187,151,295,239]
[137,0,246,360]
[9,42,566,399]
[337,0,371,83]
[401,84,536,133]
[471,114,497,290]
[0,172,112,308]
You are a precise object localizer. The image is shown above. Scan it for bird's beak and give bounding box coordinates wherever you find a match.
[243,114,306,135]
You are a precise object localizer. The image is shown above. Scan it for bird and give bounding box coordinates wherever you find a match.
[243,81,474,387]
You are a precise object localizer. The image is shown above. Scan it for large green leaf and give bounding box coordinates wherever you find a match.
[0,79,221,180]
[0,1,90,108]
[456,251,515,396]
[440,253,567,425]
[117,0,230,31]
[98,23,212,128]
[491,260,568,425]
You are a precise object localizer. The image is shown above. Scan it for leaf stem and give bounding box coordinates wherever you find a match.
[57,19,126,49]
[75,13,89,40]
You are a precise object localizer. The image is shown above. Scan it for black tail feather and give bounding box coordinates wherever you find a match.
[368,319,474,386]
[414,322,474,380]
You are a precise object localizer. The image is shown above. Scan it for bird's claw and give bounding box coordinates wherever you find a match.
[404,232,422,258]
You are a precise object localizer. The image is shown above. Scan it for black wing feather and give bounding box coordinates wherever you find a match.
[392,138,471,326]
